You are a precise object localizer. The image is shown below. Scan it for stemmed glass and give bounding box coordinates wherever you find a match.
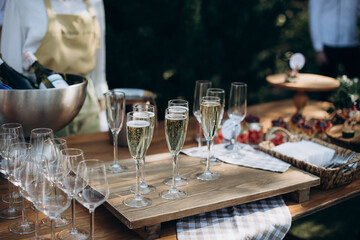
[124,111,152,207]
[57,148,89,240]
[104,90,126,173]
[0,132,21,219]
[8,142,36,234]
[196,96,221,181]
[202,88,225,166]
[160,107,188,200]
[74,160,110,240]
[1,123,24,204]
[164,99,189,187]
[130,103,156,195]
[228,82,247,156]
[193,80,212,151]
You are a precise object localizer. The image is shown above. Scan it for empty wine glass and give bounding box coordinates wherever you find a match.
[57,148,89,240]
[74,160,109,240]
[1,123,24,204]
[196,96,221,181]
[8,142,35,234]
[193,80,212,151]
[164,99,189,187]
[228,82,247,156]
[124,111,152,207]
[160,107,188,200]
[104,90,126,173]
[0,132,21,219]
[130,103,156,195]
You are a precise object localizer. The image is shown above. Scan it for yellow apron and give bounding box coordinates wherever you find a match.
[35,0,101,136]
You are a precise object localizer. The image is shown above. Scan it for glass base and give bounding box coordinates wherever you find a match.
[57,227,89,240]
[160,188,187,200]
[200,158,222,166]
[9,219,35,235]
[196,170,220,181]
[2,192,22,204]
[124,195,152,208]
[107,162,127,174]
[0,206,22,219]
[28,236,51,240]
[163,175,188,187]
[130,182,156,195]
[42,214,72,227]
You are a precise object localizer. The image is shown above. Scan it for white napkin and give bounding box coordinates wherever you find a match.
[271,140,336,168]
[181,143,291,173]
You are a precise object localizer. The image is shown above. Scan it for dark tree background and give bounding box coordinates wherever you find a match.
[104,0,316,118]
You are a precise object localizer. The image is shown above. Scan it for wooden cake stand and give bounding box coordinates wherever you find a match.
[266,73,339,113]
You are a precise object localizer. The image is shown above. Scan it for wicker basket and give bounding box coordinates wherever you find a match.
[259,127,360,190]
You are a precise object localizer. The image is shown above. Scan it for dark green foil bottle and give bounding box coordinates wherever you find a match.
[0,57,36,89]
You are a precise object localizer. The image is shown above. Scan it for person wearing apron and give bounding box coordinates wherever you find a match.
[1,0,108,136]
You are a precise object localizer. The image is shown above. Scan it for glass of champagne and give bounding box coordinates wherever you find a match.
[196,96,221,181]
[130,103,156,195]
[160,107,188,200]
[193,80,212,151]
[124,111,152,207]
[228,82,247,156]
[104,90,126,174]
[164,99,189,187]
[74,160,109,240]
[1,123,24,204]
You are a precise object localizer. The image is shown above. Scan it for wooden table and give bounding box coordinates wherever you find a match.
[0,99,359,239]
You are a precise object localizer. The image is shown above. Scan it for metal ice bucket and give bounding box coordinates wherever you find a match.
[0,74,87,137]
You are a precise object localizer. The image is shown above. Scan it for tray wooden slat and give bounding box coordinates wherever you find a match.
[103,152,320,229]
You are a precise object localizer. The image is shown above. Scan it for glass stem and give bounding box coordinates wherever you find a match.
[113,131,119,166]
[233,122,239,151]
[34,208,39,237]
[198,124,202,149]
[140,157,145,185]
[135,159,142,198]
[206,140,211,172]
[51,219,55,240]
[71,198,76,231]
[90,210,95,240]
[171,154,177,190]
[8,181,14,209]
[21,196,26,221]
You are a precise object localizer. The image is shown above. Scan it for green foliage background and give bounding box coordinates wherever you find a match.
[104,0,316,118]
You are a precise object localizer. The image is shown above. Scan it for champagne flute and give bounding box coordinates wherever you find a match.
[8,142,36,234]
[124,111,152,207]
[193,80,212,150]
[1,123,24,204]
[160,107,188,200]
[130,103,156,195]
[74,160,110,240]
[228,82,247,156]
[202,88,225,166]
[57,148,89,240]
[104,90,126,173]
[196,96,221,181]
[0,133,22,219]
[164,99,189,187]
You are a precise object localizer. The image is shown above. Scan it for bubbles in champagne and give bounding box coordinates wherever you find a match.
[200,101,221,140]
[126,120,150,160]
[165,114,187,154]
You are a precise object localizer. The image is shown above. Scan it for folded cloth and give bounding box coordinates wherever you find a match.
[181,143,291,173]
[177,196,291,240]
[271,140,336,168]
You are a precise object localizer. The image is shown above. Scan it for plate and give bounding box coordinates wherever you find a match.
[326,124,360,146]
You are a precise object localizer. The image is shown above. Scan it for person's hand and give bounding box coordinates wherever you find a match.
[315,51,327,66]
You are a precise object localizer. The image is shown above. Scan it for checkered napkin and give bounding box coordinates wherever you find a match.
[177,196,291,240]
[181,143,291,173]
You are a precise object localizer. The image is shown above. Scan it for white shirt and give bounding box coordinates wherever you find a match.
[1,0,108,99]
[309,0,360,52]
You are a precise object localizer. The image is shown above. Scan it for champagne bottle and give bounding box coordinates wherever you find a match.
[0,83,12,89]
[24,52,69,89]
[0,57,36,89]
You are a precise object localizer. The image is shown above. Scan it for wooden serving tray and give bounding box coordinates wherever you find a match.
[103,152,319,239]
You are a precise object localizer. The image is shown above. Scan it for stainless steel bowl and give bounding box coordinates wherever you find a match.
[0,74,87,137]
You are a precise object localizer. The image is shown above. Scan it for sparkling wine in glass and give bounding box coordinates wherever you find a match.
[196,96,221,181]
[228,82,247,156]
[164,99,189,187]
[104,90,126,173]
[130,103,156,195]
[124,111,152,207]
[160,107,188,200]
[74,160,109,240]
[193,80,212,150]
